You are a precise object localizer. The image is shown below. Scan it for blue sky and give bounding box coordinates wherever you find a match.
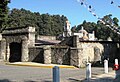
[8,0,120,27]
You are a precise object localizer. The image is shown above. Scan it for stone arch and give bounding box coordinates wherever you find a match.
[9,42,22,62]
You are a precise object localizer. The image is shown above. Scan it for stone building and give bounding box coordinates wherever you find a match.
[72,26,96,41]
[0,26,35,62]
[0,23,120,68]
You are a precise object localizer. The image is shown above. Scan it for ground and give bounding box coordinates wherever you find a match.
[0,62,115,82]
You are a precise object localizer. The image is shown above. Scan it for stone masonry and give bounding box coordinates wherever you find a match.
[0,26,35,62]
[0,26,119,68]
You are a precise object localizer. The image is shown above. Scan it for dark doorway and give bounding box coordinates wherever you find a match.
[9,42,22,62]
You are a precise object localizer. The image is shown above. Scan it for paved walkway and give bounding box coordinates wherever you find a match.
[58,71,116,82]
[1,62,118,82]
[83,71,115,82]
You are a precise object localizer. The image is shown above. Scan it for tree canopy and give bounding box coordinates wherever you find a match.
[0,0,10,32]
[73,14,120,41]
[2,7,120,41]
[7,8,67,36]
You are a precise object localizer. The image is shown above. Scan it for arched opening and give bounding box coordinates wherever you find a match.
[9,42,22,62]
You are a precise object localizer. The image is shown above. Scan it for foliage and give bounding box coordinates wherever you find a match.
[8,8,38,27]
[6,8,120,41]
[0,0,10,32]
[74,14,120,41]
[97,14,120,41]
[7,8,67,36]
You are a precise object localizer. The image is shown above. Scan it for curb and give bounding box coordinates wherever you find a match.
[6,62,76,69]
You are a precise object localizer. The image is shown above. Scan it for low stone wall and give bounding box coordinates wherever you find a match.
[51,46,70,65]
[28,47,44,63]
[27,37,120,68]
[37,35,56,40]
[28,46,70,65]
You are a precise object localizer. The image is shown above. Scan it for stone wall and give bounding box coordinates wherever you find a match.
[51,46,70,65]
[0,27,119,68]
[37,35,56,40]
[28,27,35,47]
[1,26,36,62]
[29,47,44,63]
[70,41,120,67]
[28,45,70,65]
[17,39,120,68]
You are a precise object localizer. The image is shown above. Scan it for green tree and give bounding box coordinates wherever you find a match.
[75,14,120,41]
[113,17,119,26]
[96,21,111,40]
[75,20,97,33]
[51,15,67,36]
[8,8,38,27]
[0,0,10,32]
[7,8,68,36]
[71,25,77,33]
[97,14,120,41]
[39,14,52,35]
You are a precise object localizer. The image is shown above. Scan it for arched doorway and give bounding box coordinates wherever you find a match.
[9,42,22,62]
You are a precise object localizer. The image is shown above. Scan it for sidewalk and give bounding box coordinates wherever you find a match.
[82,71,115,82]
[5,62,117,82]
[60,71,115,82]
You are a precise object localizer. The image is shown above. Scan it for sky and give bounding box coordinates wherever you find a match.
[8,0,120,27]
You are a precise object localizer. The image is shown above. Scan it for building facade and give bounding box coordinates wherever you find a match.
[0,23,119,67]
